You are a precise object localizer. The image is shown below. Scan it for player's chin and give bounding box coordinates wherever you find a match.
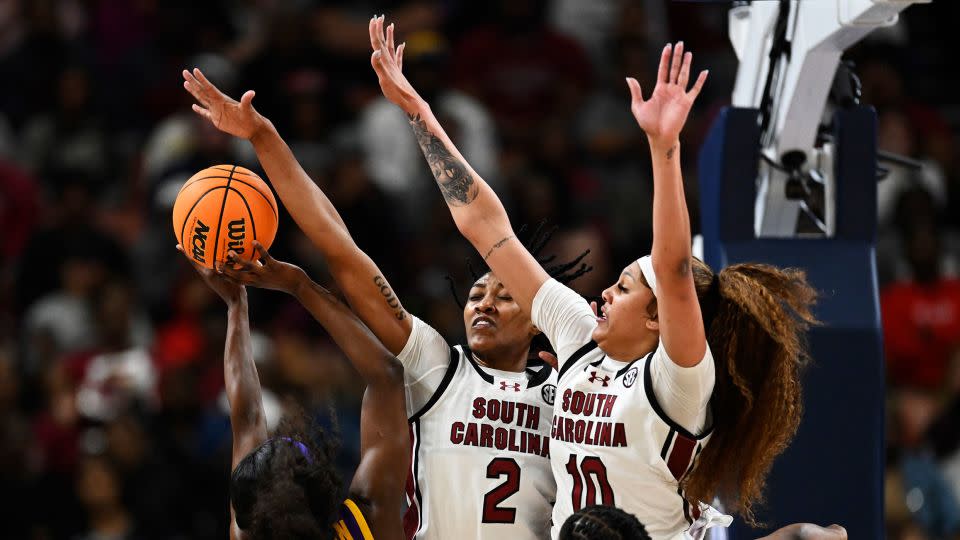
[467,332,500,354]
[591,324,608,346]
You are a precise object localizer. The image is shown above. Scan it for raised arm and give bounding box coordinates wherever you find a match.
[627,42,709,367]
[222,244,408,512]
[367,15,549,314]
[181,68,411,355]
[177,246,267,468]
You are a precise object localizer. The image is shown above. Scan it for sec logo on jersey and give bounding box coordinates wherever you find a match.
[542,384,556,405]
[623,367,639,388]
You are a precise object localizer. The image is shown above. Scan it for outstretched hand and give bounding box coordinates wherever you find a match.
[176,244,246,305]
[220,242,307,296]
[368,15,421,115]
[182,68,266,140]
[627,42,708,146]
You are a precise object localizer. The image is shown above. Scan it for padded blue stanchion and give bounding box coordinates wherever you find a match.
[698,106,883,539]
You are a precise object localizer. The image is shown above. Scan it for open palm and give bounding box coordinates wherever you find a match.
[369,15,422,116]
[182,68,264,140]
[628,42,708,143]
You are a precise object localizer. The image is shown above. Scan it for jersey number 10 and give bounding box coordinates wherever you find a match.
[565,455,614,511]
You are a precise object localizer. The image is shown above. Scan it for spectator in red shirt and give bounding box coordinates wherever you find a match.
[882,219,960,390]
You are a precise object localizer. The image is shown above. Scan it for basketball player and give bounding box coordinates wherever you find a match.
[177,243,408,540]
[181,52,589,539]
[369,16,818,540]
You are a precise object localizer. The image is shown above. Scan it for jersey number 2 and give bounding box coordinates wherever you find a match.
[565,455,614,511]
[482,458,521,523]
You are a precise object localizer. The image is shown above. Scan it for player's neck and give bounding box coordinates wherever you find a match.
[599,335,657,363]
[471,348,527,373]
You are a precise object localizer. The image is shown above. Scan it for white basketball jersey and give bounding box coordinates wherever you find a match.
[404,345,557,540]
[550,342,715,540]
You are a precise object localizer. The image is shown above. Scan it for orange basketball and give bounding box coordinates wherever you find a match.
[172,165,278,269]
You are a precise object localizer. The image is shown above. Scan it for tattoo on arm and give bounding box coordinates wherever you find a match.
[408,113,479,206]
[483,235,515,261]
[373,275,406,321]
[666,145,677,160]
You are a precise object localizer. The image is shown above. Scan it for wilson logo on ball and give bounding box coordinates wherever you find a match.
[192,220,210,263]
[227,218,245,255]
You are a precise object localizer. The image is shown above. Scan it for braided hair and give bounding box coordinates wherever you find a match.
[559,505,651,540]
[445,222,593,359]
[230,407,342,539]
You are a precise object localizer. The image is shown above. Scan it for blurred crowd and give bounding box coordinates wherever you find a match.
[0,0,956,539]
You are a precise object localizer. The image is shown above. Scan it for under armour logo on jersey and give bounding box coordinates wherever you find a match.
[499,381,521,392]
[588,371,611,387]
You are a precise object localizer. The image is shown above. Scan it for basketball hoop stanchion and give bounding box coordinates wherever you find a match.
[700,1,930,533]
[699,106,882,539]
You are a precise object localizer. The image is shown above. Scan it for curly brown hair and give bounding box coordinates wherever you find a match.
[647,259,818,525]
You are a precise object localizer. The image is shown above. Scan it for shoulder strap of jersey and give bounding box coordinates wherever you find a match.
[332,498,375,540]
[408,346,461,423]
[463,345,496,384]
[558,341,599,380]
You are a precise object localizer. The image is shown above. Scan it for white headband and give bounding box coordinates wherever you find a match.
[637,255,657,297]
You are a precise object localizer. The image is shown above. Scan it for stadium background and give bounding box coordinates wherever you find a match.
[0,0,956,538]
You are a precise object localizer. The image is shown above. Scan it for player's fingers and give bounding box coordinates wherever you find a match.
[194,68,230,102]
[657,44,672,84]
[590,301,598,318]
[191,104,212,121]
[826,525,847,539]
[182,78,206,105]
[225,251,253,271]
[626,77,643,105]
[182,68,201,86]
[221,259,255,282]
[371,50,386,74]
[678,52,692,89]
[220,267,252,286]
[240,90,256,110]
[378,16,389,50]
[397,42,405,71]
[670,41,684,84]
[252,241,273,263]
[386,23,395,57]
[218,256,237,273]
[369,16,380,51]
[688,70,709,99]
[193,68,212,89]
[538,351,559,371]
[219,263,243,279]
